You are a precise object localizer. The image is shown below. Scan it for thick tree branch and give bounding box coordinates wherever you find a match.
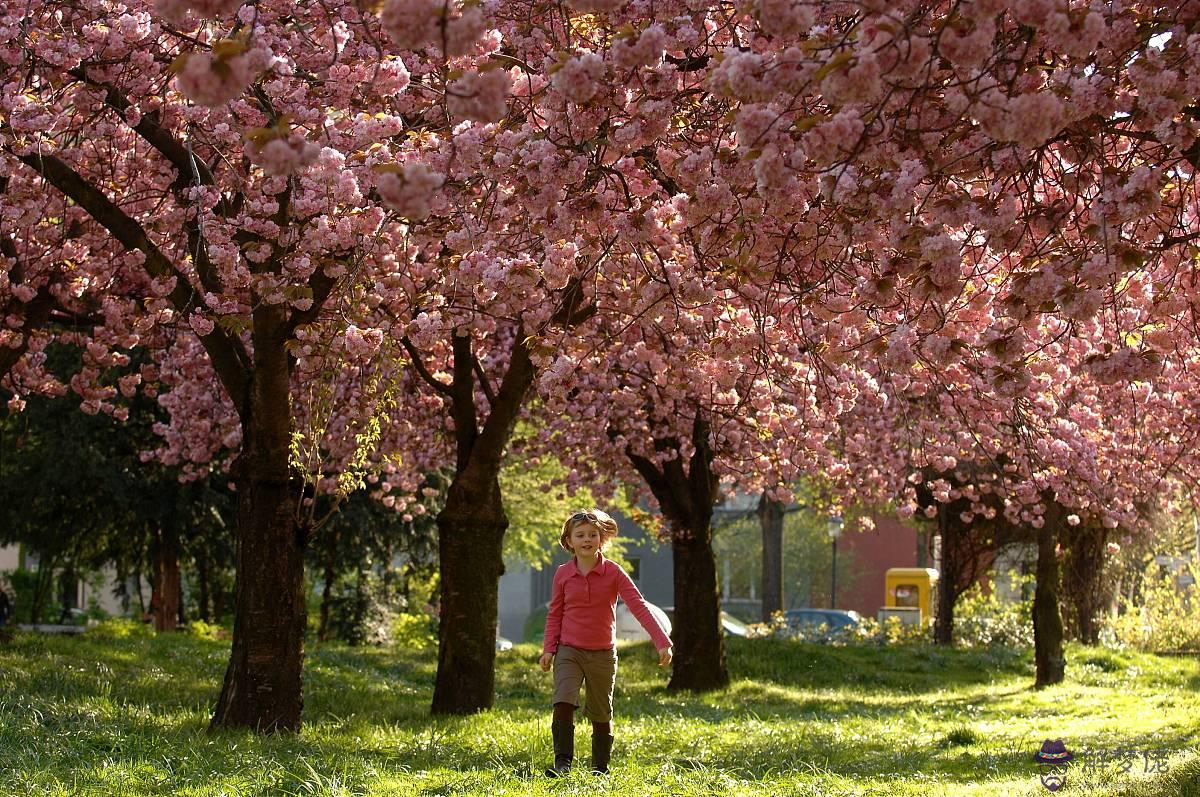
[467,328,535,476]
[14,150,250,409]
[66,67,241,217]
[400,335,453,398]
[550,276,598,327]
[471,352,498,409]
[285,256,343,340]
[450,331,479,472]
[687,412,718,515]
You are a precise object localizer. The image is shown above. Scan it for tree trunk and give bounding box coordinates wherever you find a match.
[1062,523,1106,645]
[627,414,729,693]
[196,550,211,623]
[431,477,507,715]
[30,554,58,624]
[425,326,536,715]
[757,492,784,623]
[318,529,338,642]
[1033,507,1066,687]
[133,570,146,618]
[58,563,76,623]
[152,530,181,632]
[934,512,956,645]
[209,317,307,733]
[670,520,729,691]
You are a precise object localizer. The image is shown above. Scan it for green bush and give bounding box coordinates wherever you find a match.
[84,618,154,640]
[746,611,929,645]
[523,603,549,644]
[953,571,1035,648]
[1106,562,1200,651]
[184,619,226,641]
[327,573,397,647]
[391,612,437,651]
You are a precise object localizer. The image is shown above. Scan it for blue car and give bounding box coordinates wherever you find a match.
[783,608,862,640]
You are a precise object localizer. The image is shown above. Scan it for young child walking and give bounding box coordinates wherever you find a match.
[539,509,673,776]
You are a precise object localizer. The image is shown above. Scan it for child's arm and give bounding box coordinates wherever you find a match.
[540,570,565,670]
[615,567,673,655]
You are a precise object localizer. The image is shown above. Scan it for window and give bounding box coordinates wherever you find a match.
[894,584,919,608]
[627,557,641,582]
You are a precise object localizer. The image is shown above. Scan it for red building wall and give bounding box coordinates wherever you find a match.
[837,515,921,618]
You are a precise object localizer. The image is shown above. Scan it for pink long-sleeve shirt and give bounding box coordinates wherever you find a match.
[542,552,672,654]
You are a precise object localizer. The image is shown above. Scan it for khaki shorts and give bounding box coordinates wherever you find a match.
[552,644,618,722]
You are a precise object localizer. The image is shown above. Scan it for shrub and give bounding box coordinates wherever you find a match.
[184,619,226,641]
[327,573,398,647]
[953,570,1035,649]
[391,611,437,651]
[84,618,154,640]
[1105,562,1200,652]
[523,603,549,644]
[746,611,929,645]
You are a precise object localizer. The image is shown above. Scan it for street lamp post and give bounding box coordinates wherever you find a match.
[827,515,844,610]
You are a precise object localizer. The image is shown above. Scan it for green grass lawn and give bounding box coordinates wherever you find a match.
[0,629,1197,796]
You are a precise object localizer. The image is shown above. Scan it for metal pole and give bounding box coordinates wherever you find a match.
[831,538,838,609]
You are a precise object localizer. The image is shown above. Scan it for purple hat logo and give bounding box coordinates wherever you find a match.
[1035,739,1072,792]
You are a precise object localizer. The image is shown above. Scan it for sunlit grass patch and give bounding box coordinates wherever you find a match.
[0,632,1196,796]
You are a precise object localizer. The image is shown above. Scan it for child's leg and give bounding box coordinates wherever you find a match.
[554,702,576,724]
[546,647,584,776]
[579,649,617,774]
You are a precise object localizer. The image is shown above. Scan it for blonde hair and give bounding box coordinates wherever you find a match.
[559,509,618,552]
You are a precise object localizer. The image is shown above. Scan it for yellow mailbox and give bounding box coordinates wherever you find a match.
[883,567,939,624]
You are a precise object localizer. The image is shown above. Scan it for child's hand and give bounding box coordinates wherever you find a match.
[658,646,673,668]
[539,651,554,672]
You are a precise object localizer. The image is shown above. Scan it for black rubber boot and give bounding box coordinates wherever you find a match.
[545,721,574,776]
[592,732,614,774]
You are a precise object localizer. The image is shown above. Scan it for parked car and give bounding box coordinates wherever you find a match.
[720,612,751,638]
[661,606,751,638]
[496,635,513,652]
[523,600,674,645]
[782,608,862,640]
[614,601,673,642]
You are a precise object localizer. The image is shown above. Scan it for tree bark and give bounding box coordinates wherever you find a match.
[934,511,956,645]
[627,413,729,693]
[430,478,507,714]
[318,529,338,642]
[196,549,211,623]
[757,492,784,623]
[1062,522,1106,645]
[670,518,728,691]
[151,529,181,632]
[1033,504,1066,687]
[30,554,58,624]
[426,328,535,715]
[209,309,307,733]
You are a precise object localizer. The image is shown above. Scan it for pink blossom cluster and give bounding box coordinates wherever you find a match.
[380,0,486,56]
[376,162,446,220]
[446,68,510,123]
[154,0,241,25]
[173,45,259,107]
[245,135,321,176]
[550,52,606,103]
[755,0,816,38]
[613,25,667,70]
[1084,348,1162,385]
[343,325,384,362]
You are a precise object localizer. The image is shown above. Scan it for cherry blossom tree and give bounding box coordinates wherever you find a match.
[7,0,1200,726]
[0,0,487,730]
